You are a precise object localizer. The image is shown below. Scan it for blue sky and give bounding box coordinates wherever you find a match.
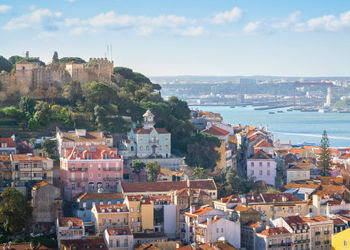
[1,0,350,76]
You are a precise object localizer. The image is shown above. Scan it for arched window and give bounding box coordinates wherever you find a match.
[140,146,143,151]
[146,145,149,151]
[166,145,169,151]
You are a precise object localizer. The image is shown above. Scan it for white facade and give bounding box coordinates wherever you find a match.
[247,158,276,186]
[196,217,241,249]
[286,169,310,184]
[103,229,133,250]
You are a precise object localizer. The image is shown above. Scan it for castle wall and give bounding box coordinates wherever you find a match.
[16,69,34,96]
[32,69,71,89]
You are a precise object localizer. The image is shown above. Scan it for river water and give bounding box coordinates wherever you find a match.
[191,105,350,148]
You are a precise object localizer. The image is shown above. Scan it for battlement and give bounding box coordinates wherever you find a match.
[88,58,113,66]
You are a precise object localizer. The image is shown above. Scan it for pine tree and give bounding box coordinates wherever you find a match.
[52,51,59,63]
[319,130,331,176]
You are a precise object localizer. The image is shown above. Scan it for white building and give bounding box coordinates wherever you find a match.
[247,150,276,186]
[56,217,85,247]
[195,217,241,249]
[286,162,311,184]
[118,110,171,159]
[103,228,134,250]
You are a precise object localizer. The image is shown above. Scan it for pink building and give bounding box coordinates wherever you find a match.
[247,150,276,186]
[60,145,123,201]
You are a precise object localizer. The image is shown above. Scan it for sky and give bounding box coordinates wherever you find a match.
[1,0,350,77]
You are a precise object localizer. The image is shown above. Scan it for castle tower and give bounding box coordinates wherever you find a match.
[143,110,155,129]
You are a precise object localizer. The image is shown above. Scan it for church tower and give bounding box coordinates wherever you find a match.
[143,110,155,129]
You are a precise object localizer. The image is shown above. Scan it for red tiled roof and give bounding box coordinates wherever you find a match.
[202,125,230,136]
[331,218,347,226]
[58,217,83,227]
[233,205,250,212]
[106,228,132,236]
[60,237,106,250]
[261,193,302,203]
[121,179,216,193]
[284,215,308,227]
[95,204,128,213]
[255,139,273,148]
[77,192,124,201]
[258,227,290,236]
[60,130,107,143]
[135,127,169,134]
[200,217,222,225]
[302,216,331,223]
[0,155,11,161]
[11,154,47,161]
[249,150,272,160]
[126,195,151,204]
[221,194,242,204]
[64,145,120,160]
[340,153,350,160]
[184,206,212,217]
[0,138,15,147]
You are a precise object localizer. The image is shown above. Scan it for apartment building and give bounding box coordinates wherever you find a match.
[0,137,16,155]
[91,204,129,233]
[247,150,276,186]
[56,217,85,247]
[103,229,134,250]
[256,227,293,250]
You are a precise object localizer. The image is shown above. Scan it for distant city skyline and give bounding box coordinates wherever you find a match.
[1,0,350,76]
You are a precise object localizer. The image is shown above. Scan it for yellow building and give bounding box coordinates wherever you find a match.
[332,228,350,250]
[124,195,154,233]
[91,204,129,233]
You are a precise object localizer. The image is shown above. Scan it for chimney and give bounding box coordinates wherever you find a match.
[187,179,190,188]
[304,192,309,201]
[312,195,320,216]
[326,203,330,218]
[190,205,196,214]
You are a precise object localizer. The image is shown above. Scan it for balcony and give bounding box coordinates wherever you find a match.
[315,241,321,245]
[103,177,119,181]
[132,222,141,227]
[69,168,88,172]
[324,240,330,244]
[103,167,117,171]
[324,230,330,235]
[315,231,321,235]
[69,178,88,182]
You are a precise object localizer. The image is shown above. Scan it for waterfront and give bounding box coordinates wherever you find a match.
[191,105,350,147]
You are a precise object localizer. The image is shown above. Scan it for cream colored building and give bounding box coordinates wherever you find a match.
[91,204,129,233]
[286,162,311,184]
[256,227,293,250]
[303,216,333,250]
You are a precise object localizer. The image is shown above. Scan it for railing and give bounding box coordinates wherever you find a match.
[69,168,88,172]
[103,167,117,171]
[69,178,88,182]
[324,230,330,235]
[324,240,330,244]
[103,177,119,181]
[315,231,321,235]
[315,241,321,245]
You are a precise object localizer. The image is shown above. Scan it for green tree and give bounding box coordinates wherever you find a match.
[8,56,23,65]
[63,81,83,105]
[0,56,12,72]
[193,167,205,179]
[94,105,108,130]
[52,51,59,63]
[27,118,40,131]
[0,187,32,235]
[59,57,86,64]
[41,139,57,159]
[146,162,161,182]
[132,160,146,181]
[185,133,221,170]
[34,101,51,125]
[319,130,331,176]
[19,96,36,117]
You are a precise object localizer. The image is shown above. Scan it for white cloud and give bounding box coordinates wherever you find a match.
[243,11,301,34]
[179,26,204,36]
[4,9,62,30]
[0,5,11,13]
[66,11,202,36]
[295,11,350,32]
[213,7,242,24]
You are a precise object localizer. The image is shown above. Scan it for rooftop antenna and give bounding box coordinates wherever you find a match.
[107,44,109,59]
[110,44,113,62]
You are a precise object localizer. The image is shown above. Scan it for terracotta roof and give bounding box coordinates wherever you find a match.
[202,125,230,136]
[290,148,305,155]
[126,195,151,204]
[0,155,11,162]
[60,131,106,143]
[332,218,347,226]
[284,182,320,190]
[255,139,273,148]
[64,145,120,160]
[184,206,212,217]
[233,205,250,212]
[32,181,50,190]
[58,217,83,227]
[247,221,263,229]
[302,216,331,223]
[60,237,107,250]
[0,138,15,147]
[95,204,128,213]
[340,153,350,160]
[11,154,48,161]
[106,228,132,236]
[288,162,311,171]
[77,192,124,201]
[135,127,169,134]
[121,179,216,193]
[249,150,272,160]
[220,194,242,204]
[261,193,302,203]
[0,243,50,250]
[284,215,308,228]
[199,217,222,225]
[258,227,290,236]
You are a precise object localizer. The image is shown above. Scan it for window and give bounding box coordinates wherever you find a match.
[159,145,162,151]
[72,184,75,190]
[251,162,254,167]
[267,162,270,167]
[267,170,270,176]
[83,202,86,208]
[106,183,110,189]
[251,170,254,176]
[89,163,93,168]
[259,170,262,175]
[221,228,223,233]
[259,162,262,167]
[166,145,169,151]
[90,173,93,178]
[344,240,347,247]
[140,146,143,151]
[216,228,219,233]
[98,164,101,170]
[124,239,128,247]
[146,145,149,151]
[131,208,134,213]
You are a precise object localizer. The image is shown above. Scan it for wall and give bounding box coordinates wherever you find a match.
[247,159,276,186]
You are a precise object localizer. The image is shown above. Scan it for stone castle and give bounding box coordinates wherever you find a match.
[0,57,114,98]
